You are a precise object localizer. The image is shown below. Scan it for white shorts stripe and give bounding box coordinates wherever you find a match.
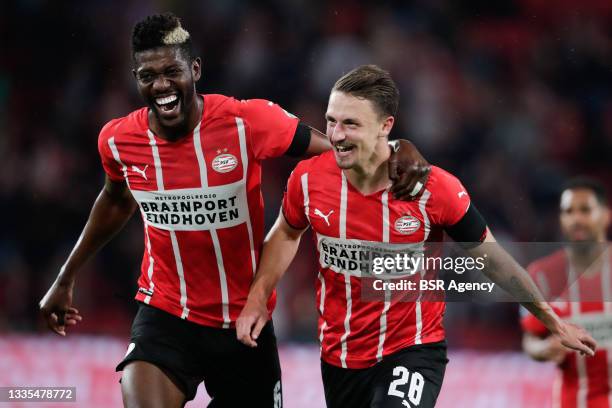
[339,172,351,368]
[211,229,231,328]
[235,117,257,275]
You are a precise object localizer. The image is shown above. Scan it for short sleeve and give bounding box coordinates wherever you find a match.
[281,162,309,230]
[427,167,472,227]
[97,119,124,182]
[240,99,300,160]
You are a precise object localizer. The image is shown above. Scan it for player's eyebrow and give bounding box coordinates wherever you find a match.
[325,114,335,122]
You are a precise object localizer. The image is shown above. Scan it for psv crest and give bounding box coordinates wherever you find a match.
[212,153,238,173]
[394,215,421,235]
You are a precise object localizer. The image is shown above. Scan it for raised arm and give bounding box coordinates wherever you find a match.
[467,230,596,356]
[39,176,137,335]
[236,212,307,347]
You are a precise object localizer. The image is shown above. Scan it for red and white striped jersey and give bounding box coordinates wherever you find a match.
[521,248,612,408]
[282,152,473,369]
[97,94,299,328]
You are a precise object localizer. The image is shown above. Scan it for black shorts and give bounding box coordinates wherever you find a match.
[321,341,448,408]
[116,303,282,406]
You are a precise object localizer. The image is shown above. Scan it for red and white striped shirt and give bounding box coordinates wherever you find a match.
[521,248,612,408]
[97,94,298,328]
[282,152,472,369]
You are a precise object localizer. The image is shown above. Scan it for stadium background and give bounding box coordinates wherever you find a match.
[1,0,611,406]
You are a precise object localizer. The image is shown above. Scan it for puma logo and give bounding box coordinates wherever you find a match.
[314,208,334,226]
[132,165,149,180]
[457,191,466,198]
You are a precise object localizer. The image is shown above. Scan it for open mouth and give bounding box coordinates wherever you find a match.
[154,94,180,116]
[334,144,355,155]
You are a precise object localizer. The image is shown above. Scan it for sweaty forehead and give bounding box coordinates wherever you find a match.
[560,189,599,210]
[134,46,187,70]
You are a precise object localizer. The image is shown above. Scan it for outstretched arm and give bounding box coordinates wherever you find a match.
[236,212,306,347]
[39,176,137,335]
[468,230,596,356]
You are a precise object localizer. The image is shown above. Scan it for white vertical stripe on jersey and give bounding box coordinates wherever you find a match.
[318,272,327,349]
[235,117,257,276]
[211,229,231,328]
[192,121,208,188]
[169,231,190,319]
[109,137,159,304]
[301,173,311,223]
[147,129,189,318]
[569,264,587,408]
[147,130,165,190]
[305,174,326,347]
[339,172,351,368]
[414,190,431,344]
[418,190,431,241]
[376,190,391,362]
[601,252,612,408]
[142,224,155,304]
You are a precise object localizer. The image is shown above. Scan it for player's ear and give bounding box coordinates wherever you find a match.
[192,57,202,81]
[380,115,394,137]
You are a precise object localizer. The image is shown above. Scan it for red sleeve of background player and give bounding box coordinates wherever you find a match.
[281,161,310,230]
[97,119,124,182]
[426,167,473,227]
[240,99,300,160]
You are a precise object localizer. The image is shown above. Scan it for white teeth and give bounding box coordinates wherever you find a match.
[155,95,178,105]
[336,145,353,152]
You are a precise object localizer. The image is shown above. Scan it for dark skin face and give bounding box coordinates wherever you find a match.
[133,46,202,140]
[559,188,610,243]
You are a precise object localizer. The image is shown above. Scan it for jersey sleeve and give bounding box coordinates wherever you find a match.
[239,99,300,160]
[97,119,124,182]
[281,161,310,230]
[427,167,473,226]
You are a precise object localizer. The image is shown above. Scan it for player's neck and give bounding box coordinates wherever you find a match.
[149,95,203,141]
[345,142,390,195]
[567,240,608,277]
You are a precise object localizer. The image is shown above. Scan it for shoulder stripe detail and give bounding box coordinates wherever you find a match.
[107,137,130,188]
[236,117,256,276]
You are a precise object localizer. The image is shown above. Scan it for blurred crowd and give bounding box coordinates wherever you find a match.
[1,0,611,348]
